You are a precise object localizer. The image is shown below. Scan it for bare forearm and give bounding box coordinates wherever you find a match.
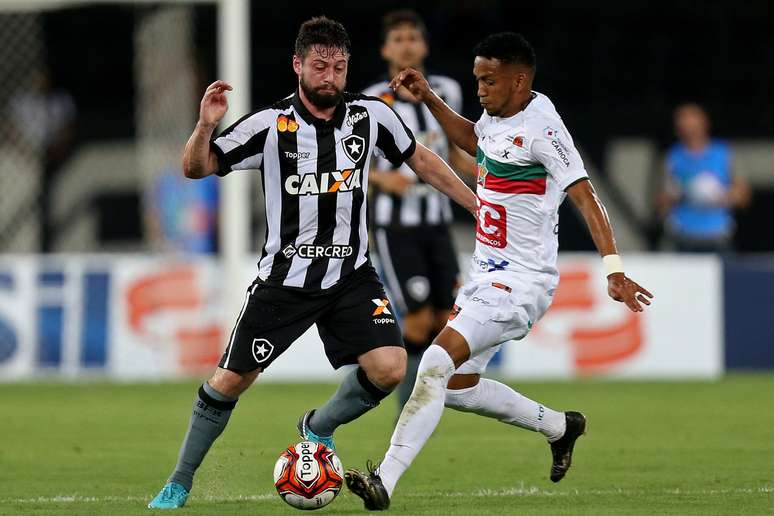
[183,121,218,179]
[424,92,478,156]
[569,180,618,256]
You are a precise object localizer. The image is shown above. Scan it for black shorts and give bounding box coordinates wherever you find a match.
[218,264,403,372]
[373,224,460,314]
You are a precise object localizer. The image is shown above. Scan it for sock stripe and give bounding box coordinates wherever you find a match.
[356,367,390,401]
[198,385,237,411]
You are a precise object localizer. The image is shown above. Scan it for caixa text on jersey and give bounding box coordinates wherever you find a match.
[284,168,362,196]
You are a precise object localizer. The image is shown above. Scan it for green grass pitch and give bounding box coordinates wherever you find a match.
[1,375,772,515]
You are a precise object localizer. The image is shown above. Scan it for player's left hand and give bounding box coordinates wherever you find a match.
[607,273,653,312]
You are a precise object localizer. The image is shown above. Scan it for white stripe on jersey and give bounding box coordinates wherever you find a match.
[257,126,281,282]
[283,118,319,288]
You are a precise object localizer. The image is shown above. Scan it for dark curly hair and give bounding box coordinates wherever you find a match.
[295,16,351,59]
[473,32,536,69]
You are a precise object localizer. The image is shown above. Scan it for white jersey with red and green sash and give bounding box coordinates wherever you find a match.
[471,91,589,288]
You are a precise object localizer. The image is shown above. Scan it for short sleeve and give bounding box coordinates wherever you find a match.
[370,100,416,168]
[474,112,489,138]
[530,124,588,191]
[210,111,271,176]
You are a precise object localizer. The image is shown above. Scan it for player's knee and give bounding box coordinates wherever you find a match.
[417,344,456,380]
[368,361,406,391]
[360,346,407,391]
[445,384,480,411]
[209,367,259,398]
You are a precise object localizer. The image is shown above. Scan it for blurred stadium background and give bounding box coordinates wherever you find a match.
[1,1,772,514]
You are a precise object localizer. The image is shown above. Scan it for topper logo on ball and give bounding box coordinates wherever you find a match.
[296,442,320,486]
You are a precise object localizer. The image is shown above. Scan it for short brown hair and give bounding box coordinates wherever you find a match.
[381,9,428,44]
[295,16,351,58]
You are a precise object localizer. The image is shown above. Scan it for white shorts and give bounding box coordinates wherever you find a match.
[447,271,553,375]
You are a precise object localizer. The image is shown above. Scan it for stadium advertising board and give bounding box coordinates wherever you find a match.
[497,255,723,379]
[0,254,721,381]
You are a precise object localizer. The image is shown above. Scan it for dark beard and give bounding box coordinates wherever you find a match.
[300,77,343,109]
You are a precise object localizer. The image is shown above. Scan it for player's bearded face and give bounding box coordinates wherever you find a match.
[299,46,348,109]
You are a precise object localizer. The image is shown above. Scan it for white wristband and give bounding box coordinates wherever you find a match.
[602,254,624,276]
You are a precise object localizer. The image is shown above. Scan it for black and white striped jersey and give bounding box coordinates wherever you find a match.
[363,74,462,228]
[211,90,416,290]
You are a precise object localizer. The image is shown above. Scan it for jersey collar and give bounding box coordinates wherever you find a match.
[292,89,347,129]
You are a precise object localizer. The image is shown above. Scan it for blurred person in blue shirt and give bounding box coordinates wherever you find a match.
[659,103,750,252]
[147,167,219,254]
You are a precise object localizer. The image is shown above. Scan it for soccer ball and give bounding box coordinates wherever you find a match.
[273,441,344,510]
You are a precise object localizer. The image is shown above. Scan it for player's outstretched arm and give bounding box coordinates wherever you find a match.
[391,68,478,157]
[182,80,232,179]
[406,142,477,217]
[566,179,654,312]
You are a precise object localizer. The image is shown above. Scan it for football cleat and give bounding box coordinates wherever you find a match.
[297,409,336,452]
[549,411,587,482]
[345,461,390,511]
[148,482,189,509]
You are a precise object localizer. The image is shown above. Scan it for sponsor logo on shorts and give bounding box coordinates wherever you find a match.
[371,298,395,325]
[284,168,362,196]
[491,282,513,293]
[251,338,274,364]
[371,298,391,316]
[449,304,461,321]
[475,258,509,272]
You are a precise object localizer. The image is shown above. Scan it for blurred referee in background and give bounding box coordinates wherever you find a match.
[363,10,474,413]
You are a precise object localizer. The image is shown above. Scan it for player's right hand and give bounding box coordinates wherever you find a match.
[200,80,233,127]
[607,273,653,313]
[390,68,432,102]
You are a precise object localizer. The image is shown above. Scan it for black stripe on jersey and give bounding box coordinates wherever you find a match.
[212,127,270,177]
[340,104,371,277]
[411,102,428,132]
[267,111,299,284]
[377,123,417,168]
[302,123,338,289]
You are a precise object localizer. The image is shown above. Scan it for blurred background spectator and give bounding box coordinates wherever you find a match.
[657,103,750,253]
[8,66,77,252]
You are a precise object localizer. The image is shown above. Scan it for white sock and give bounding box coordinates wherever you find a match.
[445,378,566,442]
[377,344,455,497]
